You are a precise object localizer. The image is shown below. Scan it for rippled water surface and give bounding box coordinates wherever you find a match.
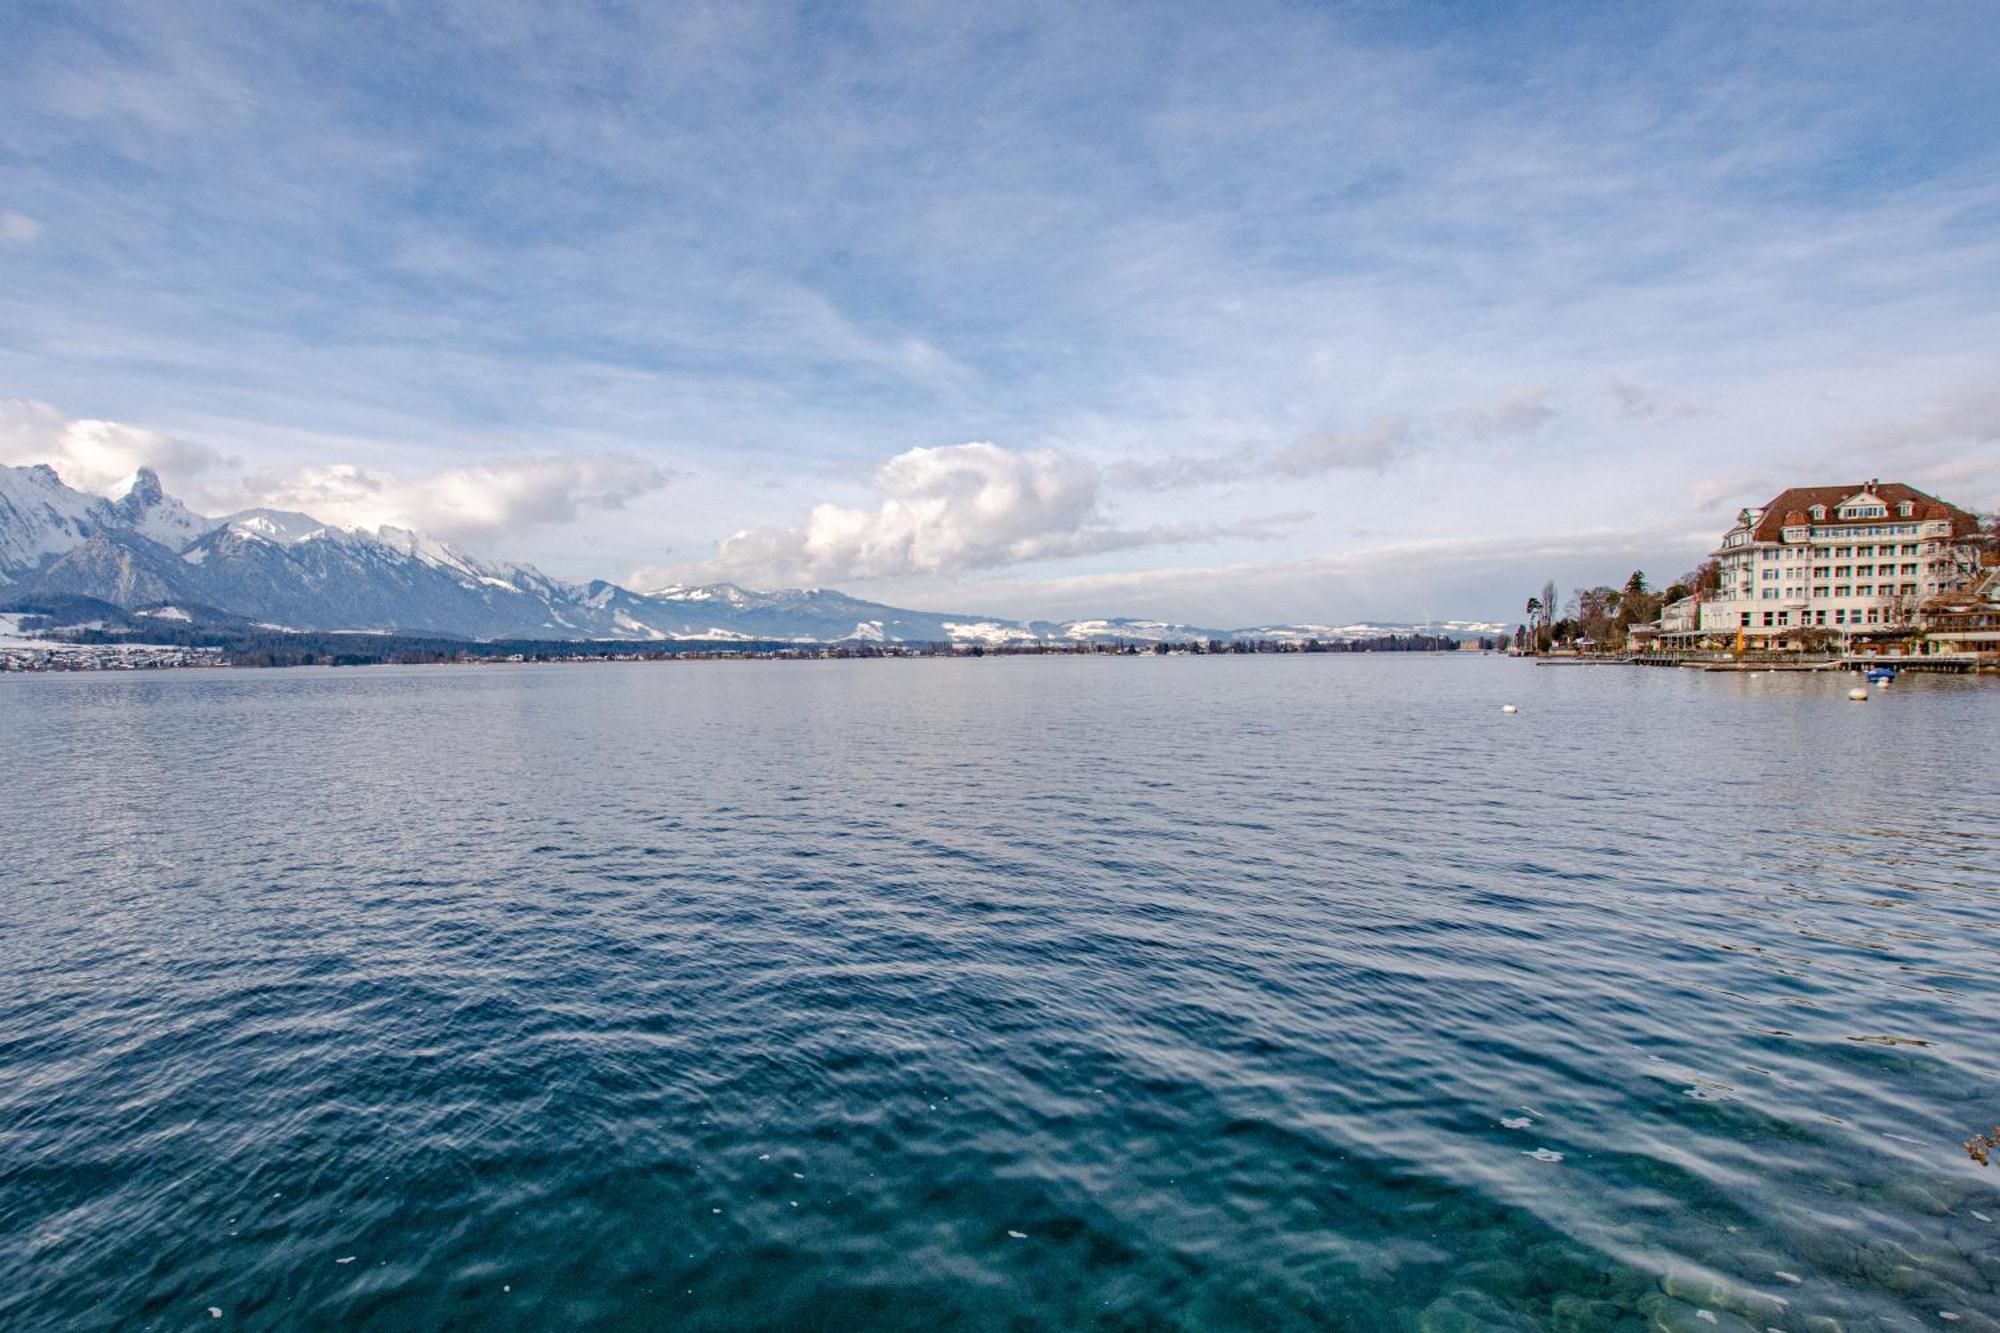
[2,656,1997,1331]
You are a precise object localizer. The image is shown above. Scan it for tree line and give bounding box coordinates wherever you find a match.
[1517,561,1720,653]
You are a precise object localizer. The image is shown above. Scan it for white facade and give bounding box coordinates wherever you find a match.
[1695,485,1980,644]
[1659,595,1699,635]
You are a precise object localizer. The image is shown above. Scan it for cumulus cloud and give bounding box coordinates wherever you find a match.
[657,441,1289,588]
[0,397,236,499]
[1,211,42,243]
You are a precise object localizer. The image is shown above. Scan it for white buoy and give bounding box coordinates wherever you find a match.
[1501,704,1518,714]
[1847,687,1869,701]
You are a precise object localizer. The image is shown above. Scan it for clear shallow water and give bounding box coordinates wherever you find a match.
[1,656,1996,1333]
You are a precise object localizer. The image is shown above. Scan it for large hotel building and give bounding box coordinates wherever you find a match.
[1682,481,1983,647]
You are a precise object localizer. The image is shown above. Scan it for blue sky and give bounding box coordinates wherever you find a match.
[2,0,1997,624]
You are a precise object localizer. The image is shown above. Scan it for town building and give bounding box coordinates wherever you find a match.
[1920,566,2000,656]
[1693,481,1983,650]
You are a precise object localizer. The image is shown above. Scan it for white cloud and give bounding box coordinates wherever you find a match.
[242,454,669,542]
[656,440,1287,588]
[0,397,235,498]
[0,211,42,243]
[0,400,669,546]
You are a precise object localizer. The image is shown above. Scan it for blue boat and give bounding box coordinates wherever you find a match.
[1865,666,1897,682]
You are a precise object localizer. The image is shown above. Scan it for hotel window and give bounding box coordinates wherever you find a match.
[1777,612,1790,626]
[1835,586,1851,597]
[1762,612,1774,627]
[1740,612,1752,627]
[1835,609,1847,624]
[1866,609,1880,624]
[1856,585,1872,596]
[1813,586,1828,597]
[1814,610,1827,625]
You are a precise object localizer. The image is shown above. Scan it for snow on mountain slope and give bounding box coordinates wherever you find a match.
[374,525,577,600]
[109,468,215,549]
[1058,618,1213,643]
[0,463,110,576]
[941,620,1044,645]
[216,508,332,545]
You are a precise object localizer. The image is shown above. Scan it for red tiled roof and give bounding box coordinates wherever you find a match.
[1749,482,1977,542]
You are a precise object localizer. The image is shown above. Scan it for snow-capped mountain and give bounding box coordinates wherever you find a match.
[108,467,215,549]
[0,463,113,576]
[0,462,1505,644]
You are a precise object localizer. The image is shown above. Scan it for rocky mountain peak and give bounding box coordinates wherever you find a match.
[113,467,165,506]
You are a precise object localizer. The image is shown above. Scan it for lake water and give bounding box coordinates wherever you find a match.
[1,656,1996,1331]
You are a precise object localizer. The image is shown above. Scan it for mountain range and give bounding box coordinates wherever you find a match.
[0,463,1503,645]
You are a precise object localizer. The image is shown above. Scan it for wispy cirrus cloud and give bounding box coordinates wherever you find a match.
[1269,417,1413,479]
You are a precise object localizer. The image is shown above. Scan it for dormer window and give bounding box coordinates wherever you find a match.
[1898,501,1914,517]
[1809,504,1826,521]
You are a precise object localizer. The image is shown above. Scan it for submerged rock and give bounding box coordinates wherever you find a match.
[1417,1289,1534,1333]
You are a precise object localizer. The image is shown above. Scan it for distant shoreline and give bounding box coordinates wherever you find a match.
[3,632,1504,673]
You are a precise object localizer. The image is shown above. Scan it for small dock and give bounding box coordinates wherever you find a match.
[1834,655,1985,674]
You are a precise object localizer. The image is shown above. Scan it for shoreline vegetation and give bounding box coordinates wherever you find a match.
[2,618,1504,673]
[1514,568,1710,657]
